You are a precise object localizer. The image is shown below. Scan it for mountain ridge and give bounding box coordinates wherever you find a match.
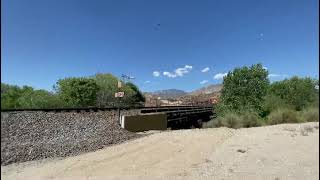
[144,84,222,99]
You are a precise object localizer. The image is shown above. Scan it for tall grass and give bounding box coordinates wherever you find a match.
[299,107,319,122]
[203,111,265,129]
[204,106,319,129]
[267,108,301,125]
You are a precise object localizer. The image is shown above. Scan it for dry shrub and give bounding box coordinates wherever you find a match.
[303,125,314,133]
[204,111,265,129]
[203,113,241,129]
[241,112,264,127]
[283,126,296,132]
[267,108,301,125]
[299,107,319,122]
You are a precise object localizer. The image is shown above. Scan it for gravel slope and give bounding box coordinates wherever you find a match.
[1,110,141,165]
[1,122,319,180]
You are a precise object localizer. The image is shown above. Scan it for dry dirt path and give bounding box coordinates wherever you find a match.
[1,122,319,180]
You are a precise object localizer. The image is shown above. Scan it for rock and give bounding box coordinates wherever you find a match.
[237,149,246,153]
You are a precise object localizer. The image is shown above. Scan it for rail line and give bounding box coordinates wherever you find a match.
[0,105,213,112]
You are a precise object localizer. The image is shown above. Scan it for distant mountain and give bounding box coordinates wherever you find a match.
[145,89,187,99]
[190,84,223,95]
[144,84,222,101]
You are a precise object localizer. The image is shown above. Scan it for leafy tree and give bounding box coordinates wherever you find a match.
[1,83,12,94]
[17,89,63,108]
[268,76,318,110]
[93,73,118,106]
[1,83,64,109]
[218,64,269,115]
[55,77,99,107]
[124,82,145,104]
[93,73,145,107]
[1,83,23,108]
[2,73,146,109]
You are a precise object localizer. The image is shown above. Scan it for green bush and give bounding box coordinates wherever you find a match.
[1,84,65,109]
[299,107,319,122]
[267,108,301,125]
[268,77,318,110]
[55,77,99,107]
[261,94,293,117]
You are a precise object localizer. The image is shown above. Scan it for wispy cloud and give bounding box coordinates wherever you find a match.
[200,80,208,84]
[268,74,289,82]
[268,74,288,78]
[144,81,151,84]
[153,71,160,77]
[213,73,227,80]
[201,67,210,73]
[268,74,281,77]
[163,65,193,78]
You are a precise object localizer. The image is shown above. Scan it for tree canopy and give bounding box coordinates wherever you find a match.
[267,76,318,110]
[1,73,145,109]
[219,63,269,114]
[55,77,99,107]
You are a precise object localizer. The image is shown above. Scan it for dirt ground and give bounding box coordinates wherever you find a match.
[1,122,319,180]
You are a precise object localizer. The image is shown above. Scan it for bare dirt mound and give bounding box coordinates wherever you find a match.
[1,122,318,180]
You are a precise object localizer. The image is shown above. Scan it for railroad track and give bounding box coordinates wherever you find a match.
[1,105,213,112]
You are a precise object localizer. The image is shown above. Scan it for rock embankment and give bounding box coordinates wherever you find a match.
[1,110,141,165]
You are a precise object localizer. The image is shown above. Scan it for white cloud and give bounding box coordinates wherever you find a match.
[163,65,192,78]
[200,80,208,84]
[268,74,281,77]
[213,73,227,80]
[144,81,151,84]
[268,74,288,79]
[263,66,268,70]
[163,71,177,78]
[185,65,192,69]
[175,65,192,76]
[201,67,210,72]
[153,71,160,77]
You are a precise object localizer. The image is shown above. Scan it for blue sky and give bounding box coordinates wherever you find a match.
[1,0,319,92]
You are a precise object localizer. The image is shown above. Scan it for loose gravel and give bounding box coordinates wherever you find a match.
[1,110,141,166]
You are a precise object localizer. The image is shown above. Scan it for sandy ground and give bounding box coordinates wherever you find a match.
[1,122,319,180]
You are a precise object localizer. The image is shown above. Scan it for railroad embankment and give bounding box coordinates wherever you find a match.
[1,110,140,165]
[1,122,318,180]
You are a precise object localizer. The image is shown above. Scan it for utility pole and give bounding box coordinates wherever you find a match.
[157,97,161,107]
[116,74,135,123]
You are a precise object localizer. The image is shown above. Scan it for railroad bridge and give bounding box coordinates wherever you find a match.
[1,105,215,131]
[121,106,215,131]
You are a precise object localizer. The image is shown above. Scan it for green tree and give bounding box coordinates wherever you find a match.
[93,73,145,107]
[1,83,64,109]
[268,76,318,110]
[55,77,99,107]
[17,89,63,108]
[124,82,145,104]
[93,73,118,106]
[218,63,269,115]
[1,83,23,109]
